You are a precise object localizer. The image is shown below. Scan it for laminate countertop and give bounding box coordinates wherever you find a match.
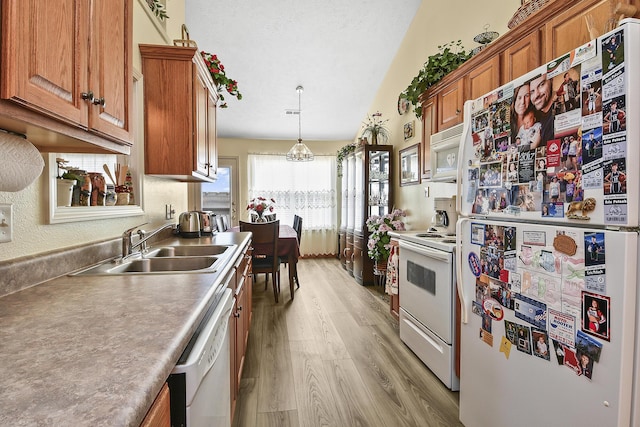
[0,231,251,427]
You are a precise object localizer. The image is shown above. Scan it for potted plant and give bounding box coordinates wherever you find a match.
[336,143,356,177]
[366,209,406,268]
[361,112,390,145]
[200,51,242,108]
[401,40,472,120]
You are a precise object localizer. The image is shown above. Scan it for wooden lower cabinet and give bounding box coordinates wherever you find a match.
[345,231,354,276]
[339,229,347,269]
[140,383,170,427]
[230,244,252,422]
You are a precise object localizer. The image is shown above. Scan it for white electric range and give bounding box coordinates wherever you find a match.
[389,229,459,390]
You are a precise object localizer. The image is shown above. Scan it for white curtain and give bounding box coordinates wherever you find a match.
[248,154,337,256]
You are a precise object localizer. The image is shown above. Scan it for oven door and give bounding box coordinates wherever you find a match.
[398,239,454,344]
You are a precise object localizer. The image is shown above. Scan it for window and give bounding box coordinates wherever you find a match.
[248,154,337,255]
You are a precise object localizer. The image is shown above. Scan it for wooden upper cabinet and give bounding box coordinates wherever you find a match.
[0,0,133,147]
[88,0,133,144]
[1,1,89,125]
[466,55,500,100]
[436,78,464,131]
[140,44,218,182]
[420,95,436,179]
[544,0,619,62]
[501,31,541,84]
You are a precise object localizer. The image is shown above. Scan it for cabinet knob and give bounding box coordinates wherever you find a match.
[234,312,240,318]
[92,97,106,108]
[238,305,243,311]
[456,109,461,115]
[81,91,94,102]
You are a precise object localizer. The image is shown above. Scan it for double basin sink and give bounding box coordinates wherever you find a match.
[73,245,236,276]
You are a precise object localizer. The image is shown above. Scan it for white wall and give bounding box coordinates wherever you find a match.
[0,0,521,261]
[366,0,520,229]
[0,0,190,261]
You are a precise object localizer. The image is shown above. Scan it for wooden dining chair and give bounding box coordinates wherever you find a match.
[281,215,302,288]
[239,220,281,302]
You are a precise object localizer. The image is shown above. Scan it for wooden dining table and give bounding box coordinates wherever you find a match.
[230,224,300,300]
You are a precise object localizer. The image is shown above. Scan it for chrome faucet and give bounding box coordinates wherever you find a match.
[121,223,174,259]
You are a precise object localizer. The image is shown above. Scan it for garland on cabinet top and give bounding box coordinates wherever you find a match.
[400,40,471,120]
[146,0,169,21]
[200,51,243,108]
[336,143,356,177]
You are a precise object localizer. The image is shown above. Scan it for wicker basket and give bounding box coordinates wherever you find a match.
[508,0,553,29]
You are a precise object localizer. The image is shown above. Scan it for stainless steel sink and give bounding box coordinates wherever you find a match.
[71,244,236,276]
[146,245,232,257]
[109,256,218,273]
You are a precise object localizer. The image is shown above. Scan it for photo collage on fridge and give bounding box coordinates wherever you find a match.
[465,31,626,381]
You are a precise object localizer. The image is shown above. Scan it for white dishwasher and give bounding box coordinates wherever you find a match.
[168,287,234,427]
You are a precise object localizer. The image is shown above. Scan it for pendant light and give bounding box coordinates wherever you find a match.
[286,85,314,161]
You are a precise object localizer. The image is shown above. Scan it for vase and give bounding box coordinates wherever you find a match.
[255,212,266,222]
[56,179,76,207]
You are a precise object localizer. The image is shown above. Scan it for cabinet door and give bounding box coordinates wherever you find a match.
[140,383,171,427]
[421,95,436,179]
[501,31,541,83]
[206,91,218,178]
[437,79,464,131]
[234,285,247,389]
[353,234,364,284]
[466,55,500,100]
[544,0,616,62]
[194,71,210,177]
[88,0,133,144]
[1,0,89,126]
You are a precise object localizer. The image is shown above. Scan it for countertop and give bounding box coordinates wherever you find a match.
[0,232,251,427]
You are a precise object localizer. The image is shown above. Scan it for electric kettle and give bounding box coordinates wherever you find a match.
[178,211,201,238]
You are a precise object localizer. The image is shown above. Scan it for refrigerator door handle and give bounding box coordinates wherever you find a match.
[456,218,468,324]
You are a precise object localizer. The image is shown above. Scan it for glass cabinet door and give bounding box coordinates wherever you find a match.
[368,149,390,219]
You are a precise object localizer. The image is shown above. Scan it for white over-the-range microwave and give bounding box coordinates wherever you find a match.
[429,122,463,182]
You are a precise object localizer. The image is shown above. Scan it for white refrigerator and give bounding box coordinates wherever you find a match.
[456,19,640,427]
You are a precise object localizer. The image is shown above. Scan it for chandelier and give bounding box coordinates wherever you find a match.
[286,85,314,161]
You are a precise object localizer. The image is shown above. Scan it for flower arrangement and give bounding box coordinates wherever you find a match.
[246,196,276,218]
[200,51,242,108]
[366,209,406,262]
[361,112,390,145]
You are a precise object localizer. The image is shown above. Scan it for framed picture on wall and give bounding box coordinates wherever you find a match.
[403,121,415,140]
[399,143,421,186]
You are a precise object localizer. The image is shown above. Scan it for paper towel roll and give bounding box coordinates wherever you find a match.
[0,131,45,192]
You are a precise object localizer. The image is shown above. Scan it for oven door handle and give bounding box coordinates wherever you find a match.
[398,240,451,262]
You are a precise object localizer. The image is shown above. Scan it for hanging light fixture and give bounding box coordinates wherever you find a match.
[286,85,314,161]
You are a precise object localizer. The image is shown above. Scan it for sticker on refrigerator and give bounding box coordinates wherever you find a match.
[580,160,603,190]
[603,198,627,224]
[575,330,603,363]
[584,232,605,266]
[548,308,576,347]
[522,231,546,246]
[602,158,626,195]
[470,223,485,245]
[602,67,625,99]
[499,336,512,359]
[516,323,532,354]
[514,294,547,329]
[532,328,550,361]
[581,127,603,167]
[585,271,606,294]
[542,202,564,218]
[602,96,626,137]
[601,29,624,75]
[582,291,610,341]
[552,340,565,365]
[468,251,482,277]
[563,346,582,375]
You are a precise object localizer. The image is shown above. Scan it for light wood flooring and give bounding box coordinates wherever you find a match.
[232,258,463,427]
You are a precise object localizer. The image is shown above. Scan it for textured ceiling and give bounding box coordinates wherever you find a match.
[185,0,422,141]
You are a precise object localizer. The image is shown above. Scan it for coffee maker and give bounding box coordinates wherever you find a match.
[431,196,458,235]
